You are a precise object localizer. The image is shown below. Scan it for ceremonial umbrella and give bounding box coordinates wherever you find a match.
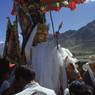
[11,0,85,32]
[40,0,85,12]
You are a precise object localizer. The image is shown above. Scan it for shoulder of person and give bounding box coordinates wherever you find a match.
[39,86,56,95]
[14,88,31,95]
[14,88,56,95]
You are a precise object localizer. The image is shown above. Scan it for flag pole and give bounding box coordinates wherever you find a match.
[49,11,60,49]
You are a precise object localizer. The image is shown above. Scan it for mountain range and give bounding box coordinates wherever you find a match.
[0,20,95,60]
[58,20,95,60]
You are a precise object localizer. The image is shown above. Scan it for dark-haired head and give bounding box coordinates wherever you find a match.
[15,65,36,82]
[8,65,36,93]
[69,80,93,95]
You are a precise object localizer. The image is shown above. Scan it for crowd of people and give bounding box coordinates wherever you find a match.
[0,55,95,95]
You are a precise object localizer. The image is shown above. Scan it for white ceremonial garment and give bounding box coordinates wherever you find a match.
[32,40,61,93]
[30,40,76,93]
[25,25,78,94]
[15,82,56,95]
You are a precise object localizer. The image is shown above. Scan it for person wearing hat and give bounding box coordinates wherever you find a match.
[82,55,95,92]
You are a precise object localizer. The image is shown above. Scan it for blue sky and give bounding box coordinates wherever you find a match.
[0,0,95,42]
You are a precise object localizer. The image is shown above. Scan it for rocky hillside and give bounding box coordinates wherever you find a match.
[0,20,95,60]
[49,20,95,60]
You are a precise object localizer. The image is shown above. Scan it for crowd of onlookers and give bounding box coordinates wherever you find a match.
[0,55,95,95]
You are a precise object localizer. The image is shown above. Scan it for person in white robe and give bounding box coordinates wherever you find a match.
[25,24,79,94]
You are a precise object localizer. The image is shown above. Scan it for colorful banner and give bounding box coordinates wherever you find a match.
[5,19,20,64]
[17,6,31,39]
[17,5,33,53]
[3,17,12,58]
[11,0,27,15]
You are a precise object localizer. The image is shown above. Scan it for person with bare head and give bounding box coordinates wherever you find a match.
[69,80,93,95]
[13,65,56,95]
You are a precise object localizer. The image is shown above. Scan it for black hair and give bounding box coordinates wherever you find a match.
[69,80,93,95]
[0,58,9,75]
[15,65,36,82]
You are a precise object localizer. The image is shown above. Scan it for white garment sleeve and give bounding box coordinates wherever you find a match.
[64,88,70,95]
[25,25,38,62]
[65,49,73,57]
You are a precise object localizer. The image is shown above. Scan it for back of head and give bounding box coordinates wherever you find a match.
[69,80,93,95]
[15,65,36,82]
